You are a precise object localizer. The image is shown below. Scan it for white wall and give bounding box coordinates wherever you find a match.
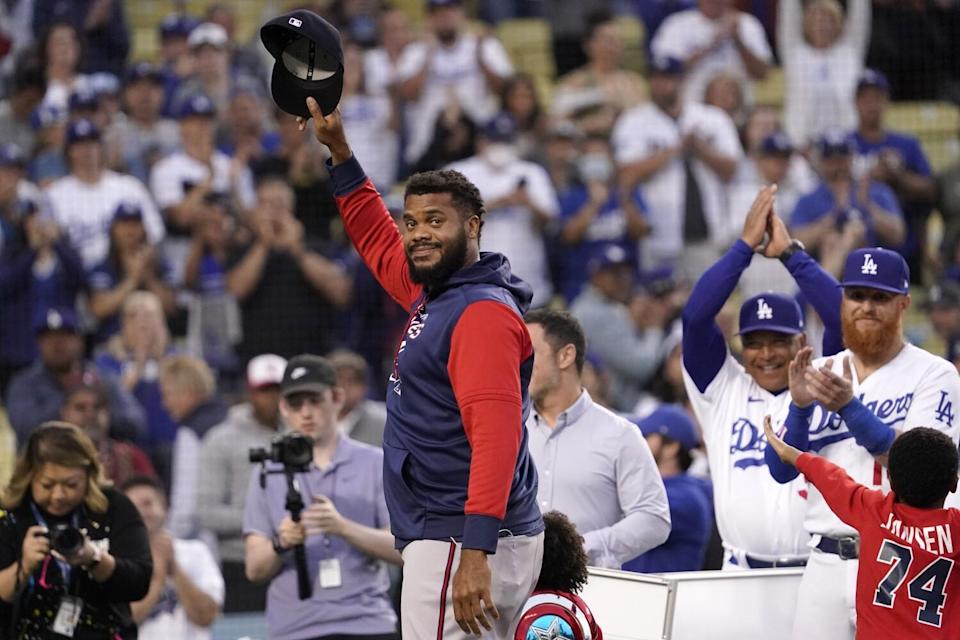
[581,567,804,640]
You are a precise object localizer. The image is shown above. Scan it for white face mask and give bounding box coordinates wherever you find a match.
[483,143,518,169]
[577,153,613,184]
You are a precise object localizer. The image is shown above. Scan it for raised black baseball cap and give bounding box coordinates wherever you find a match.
[260,10,343,118]
[281,354,338,397]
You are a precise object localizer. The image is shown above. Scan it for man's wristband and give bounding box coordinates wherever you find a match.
[779,239,806,264]
[272,535,289,555]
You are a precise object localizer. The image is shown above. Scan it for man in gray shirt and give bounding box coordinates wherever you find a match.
[243,354,400,640]
[524,308,670,569]
[198,353,286,612]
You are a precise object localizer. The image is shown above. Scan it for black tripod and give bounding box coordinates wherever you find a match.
[258,466,313,600]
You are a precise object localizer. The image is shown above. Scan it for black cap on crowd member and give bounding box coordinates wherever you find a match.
[280,354,338,397]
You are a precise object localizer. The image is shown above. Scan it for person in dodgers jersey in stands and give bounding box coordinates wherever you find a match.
[682,185,843,569]
[765,246,960,640]
[765,417,960,640]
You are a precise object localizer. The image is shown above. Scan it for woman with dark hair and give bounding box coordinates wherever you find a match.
[87,202,176,345]
[499,74,545,160]
[514,511,603,640]
[0,421,152,638]
[37,21,85,113]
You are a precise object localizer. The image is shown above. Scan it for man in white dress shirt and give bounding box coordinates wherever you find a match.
[613,56,742,279]
[524,308,670,569]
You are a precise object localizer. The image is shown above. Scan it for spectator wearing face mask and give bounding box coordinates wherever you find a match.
[556,132,649,303]
[447,113,560,306]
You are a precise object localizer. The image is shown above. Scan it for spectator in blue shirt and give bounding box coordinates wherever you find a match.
[557,133,648,302]
[850,70,936,282]
[94,291,179,486]
[0,145,83,396]
[790,130,906,258]
[6,305,146,443]
[32,0,130,76]
[157,14,200,118]
[623,405,713,573]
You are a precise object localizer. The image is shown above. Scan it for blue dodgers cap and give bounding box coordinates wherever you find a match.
[159,13,199,39]
[427,0,463,9]
[480,112,517,142]
[817,128,854,157]
[112,201,143,222]
[65,118,101,146]
[588,244,632,275]
[0,143,26,168]
[632,405,700,450]
[857,68,890,95]
[649,55,684,76]
[34,306,80,335]
[30,104,66,130]
[68,87,99,113]
[178,93,217,119]
[760,131,793,156]
[737,292,805,336]
[839,247,910,294]
[126,62,165,85]
[260,10,344,118]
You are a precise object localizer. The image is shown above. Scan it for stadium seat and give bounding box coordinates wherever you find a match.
[614,15,646,75]
[497,18,555,81]
[886,102,960,172]
[754,66,785,109]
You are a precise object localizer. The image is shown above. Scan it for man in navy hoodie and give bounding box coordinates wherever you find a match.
[300,97,544,639]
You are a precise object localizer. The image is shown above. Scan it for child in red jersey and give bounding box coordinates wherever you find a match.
[765,417,960,639]
[515,511,603,640]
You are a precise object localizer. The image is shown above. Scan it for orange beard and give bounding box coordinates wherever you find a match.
[841,311,901,359]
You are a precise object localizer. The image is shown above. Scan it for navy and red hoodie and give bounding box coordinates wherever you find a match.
[329,155,543,553]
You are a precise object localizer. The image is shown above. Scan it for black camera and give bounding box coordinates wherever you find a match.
[249,433,313,471]
[47,524,84,556]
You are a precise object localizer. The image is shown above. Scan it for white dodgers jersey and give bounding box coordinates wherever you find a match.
[794,345,960,537]
[684,354,811,559]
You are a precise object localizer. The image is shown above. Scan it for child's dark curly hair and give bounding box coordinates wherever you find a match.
[536,511,590,593]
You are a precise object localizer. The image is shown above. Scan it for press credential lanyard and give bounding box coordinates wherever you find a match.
[30,501,80,587]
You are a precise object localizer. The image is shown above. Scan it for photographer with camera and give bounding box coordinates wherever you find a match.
[0,422,152,638]
[243,354,401,640]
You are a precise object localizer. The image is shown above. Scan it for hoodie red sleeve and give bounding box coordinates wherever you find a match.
[330,156,421,310]
[448,300,533,552]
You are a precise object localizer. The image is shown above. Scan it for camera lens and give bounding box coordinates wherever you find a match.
[51,524,84,556]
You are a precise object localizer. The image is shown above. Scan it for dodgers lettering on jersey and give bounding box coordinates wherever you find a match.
[683,355,810,559]
[789,345,960,538]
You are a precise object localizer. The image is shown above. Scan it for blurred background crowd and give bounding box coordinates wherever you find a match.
[0,0,959,633]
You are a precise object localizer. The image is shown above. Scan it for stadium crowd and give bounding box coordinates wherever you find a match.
[0,0,960,636]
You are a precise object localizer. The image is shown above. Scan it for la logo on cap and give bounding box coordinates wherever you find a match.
[290,367,307,380]
[47,310,62,328]
[756,298,773,320]
[861,253,878,276]
[288,17,302,27]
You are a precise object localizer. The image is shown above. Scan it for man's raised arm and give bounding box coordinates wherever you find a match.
[300,97,421,310]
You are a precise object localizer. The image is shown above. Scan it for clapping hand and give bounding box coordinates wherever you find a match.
[788,346,816,408]
[805,356,855,412]
[739,184,778,250]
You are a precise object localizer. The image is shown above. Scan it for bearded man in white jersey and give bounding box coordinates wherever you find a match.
[682,185,843,570]
[767,246,960,640]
